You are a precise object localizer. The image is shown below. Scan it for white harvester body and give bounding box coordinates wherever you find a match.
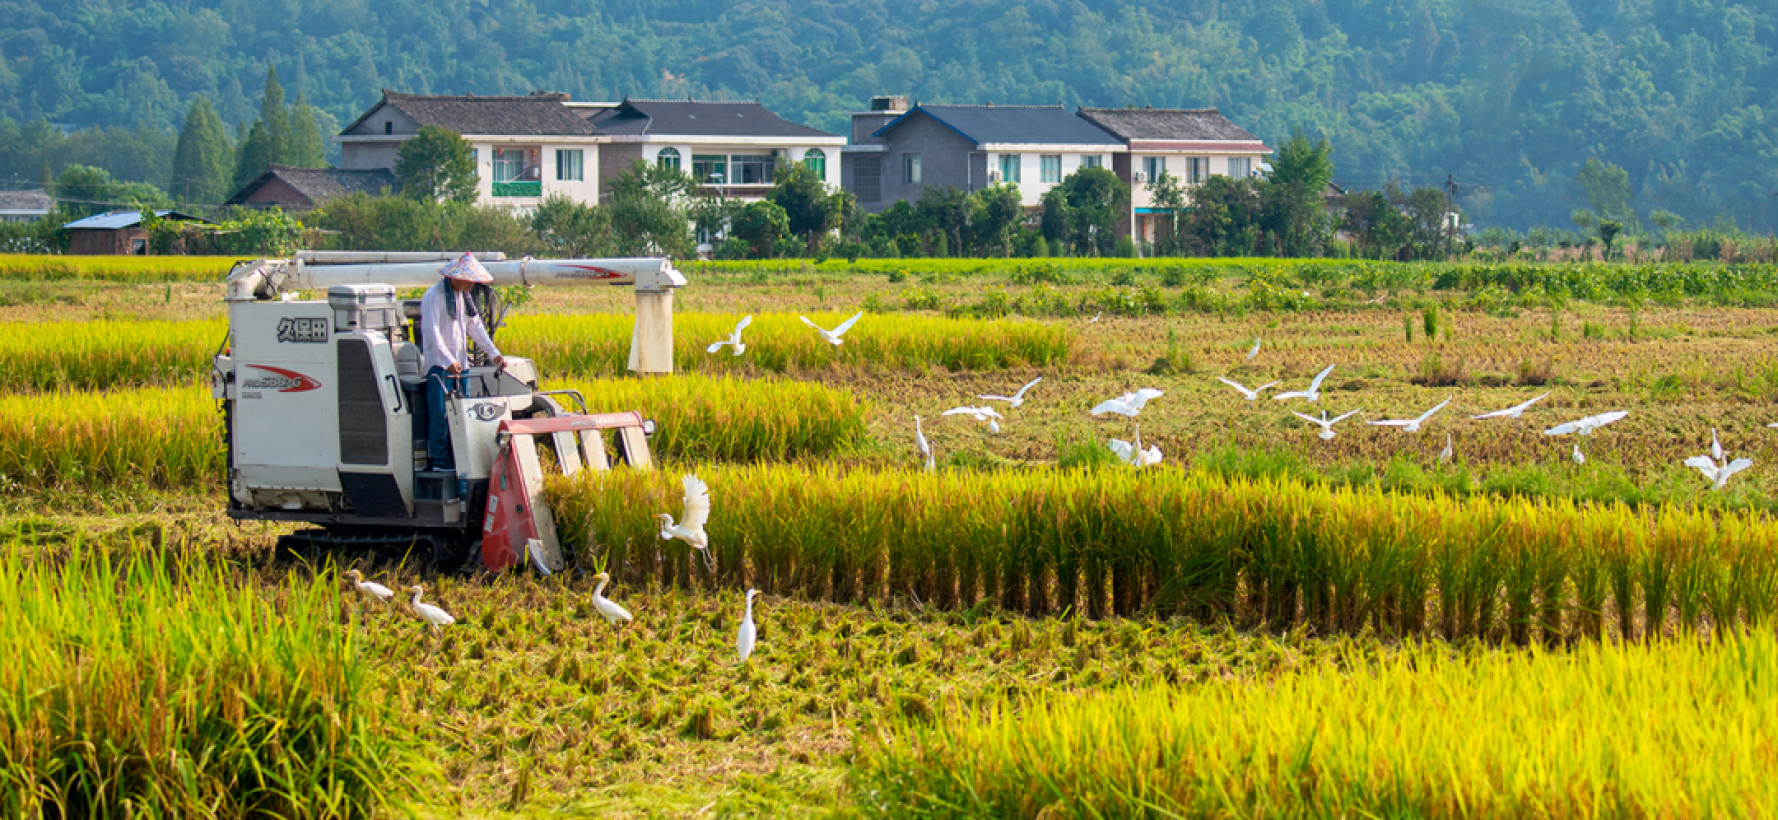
[212,251,683,567]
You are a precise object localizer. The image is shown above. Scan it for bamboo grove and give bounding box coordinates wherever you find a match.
[549,465,1778,642]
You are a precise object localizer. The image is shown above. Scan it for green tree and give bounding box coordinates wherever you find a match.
[606,159,694,256]
[285,94,327,168]
[765,161,841,251]
[1044,166,1129,256]
[1263,131,1335,257]
[1574,158,1633,223]
[233,119,275,192]
[394,125,478,203]
[1146,171,1188,255]
[53,164,169,218]
[169,95,232,205]
[730,199,790,259]
[530,194,612,257]
[967,183,1023,257]
[259,67,289,166]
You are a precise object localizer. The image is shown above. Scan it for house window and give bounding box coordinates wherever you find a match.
[1185,157,1208,184]
[1081,155,1102,169]
[556,149,583,182]
[732,155,775,184]
[384,122,392,135]
[998,154,1021,183]
[470,148,479,169]
[657,147,682,172]
[1142,156,1165,183]
[493,148,526,183]
[692,154,726,185]
[1040,155,1061,183]
[1227,157,1251,178]
[903,153,922,185]
[803,148,826,178]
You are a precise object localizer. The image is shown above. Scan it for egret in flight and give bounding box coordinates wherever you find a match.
[979,377,1043,408]
[1368,396,1455,432]
[737,589,761,662]
[706,315,753,356]
[1544,410,1629,437]
[1686,430,1753,490]
[405,585,455,634]
[800,312,864,346]
[1216,377,1279,402]
[915,415,934,471]
[1091,388,1165,417]
[1273,364,1337,403]
[658,474,713,570]
[344,569,393,604]
[1292,407,1364,440]
[590,572,634,624]
[943,405,1003,433]
[1471,392,1550,420]
[1109,424,1163,468]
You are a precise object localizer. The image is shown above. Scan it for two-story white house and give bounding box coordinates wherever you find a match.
[843,99,1127,213]
[573,98,846,200]
[337,90,606,211]
[1076,107,1274,245]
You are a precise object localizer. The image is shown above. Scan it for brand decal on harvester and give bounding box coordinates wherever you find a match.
[277,317,329,343]
[243,365,323,393]
[552,265,625,280]
[472,402,505,421]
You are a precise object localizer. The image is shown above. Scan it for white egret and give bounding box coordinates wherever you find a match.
[657,474,713,569]
[1439,433,1454,464]
[979,377,1043,408]
[344,570,394,604]
[736,589,761,662]
[799,312,864,346]
[705,315,753,356]
[1368,396,1455,432]
[1572,444,1587,465]
[1769,422,1778,429]
[1685,455,1754,490]
[1292,408,1363,440]
[1543,410,1629,437]
[1247,338,1261,361]
[405,585,455,633]
[914,415,934,471]
[1090,388,1165,417]
[1089,311,1102,323]
[1272,364,1337,403]
[1711,429,1724,462]
[943,405,1004,433]
[1471,392,1550,420]
[1108,424,1163,468]
[1215,377,1279,402]
[590,572,634,624]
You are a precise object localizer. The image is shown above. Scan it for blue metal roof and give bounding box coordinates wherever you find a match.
[63,210,208,230]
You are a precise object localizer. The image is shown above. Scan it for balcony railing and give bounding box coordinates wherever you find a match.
[491,181,542,198]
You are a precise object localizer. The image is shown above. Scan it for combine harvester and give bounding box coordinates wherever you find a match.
[212,251,684,570]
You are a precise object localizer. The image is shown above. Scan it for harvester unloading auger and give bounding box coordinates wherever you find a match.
[213,251,685,569]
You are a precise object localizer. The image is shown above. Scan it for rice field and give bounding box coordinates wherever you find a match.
[7,257,1778,816]
[0,254,238,282]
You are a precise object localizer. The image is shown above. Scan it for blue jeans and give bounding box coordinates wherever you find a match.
[425,366,461,472]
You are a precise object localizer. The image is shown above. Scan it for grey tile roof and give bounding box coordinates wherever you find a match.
[1077,107,1263,142]
[0,190,52,211]
[64,210,209,230]
[345,91,601,137]
[586,99,837,139]
[225,164,401,206]
[877,104,1124,146]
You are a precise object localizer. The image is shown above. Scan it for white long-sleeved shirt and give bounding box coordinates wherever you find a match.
[419,281,502,373]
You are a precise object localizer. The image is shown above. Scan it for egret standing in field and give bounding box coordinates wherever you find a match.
[1292,407,1364,440]
[657,474,713,570]
[1091,388,1165,417]
[405,585,455,635]
[736,589,762,663]
[1471,392,1550,420]
[799,312,864,346]
[979,377,1043,408]
[590,572,634,624]
[914,415,934,471]
[1273,364,1337,403]
[1439,432,1454,464]
[706,315,753,356]
[1368,396,1455,433]
[344,569,394,605]
[1572,443,1587,465]
[1247,338,1261,361]
[943,404,1004,433]
[1215,377,1279,402]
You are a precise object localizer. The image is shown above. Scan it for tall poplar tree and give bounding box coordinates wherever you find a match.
[170,95,232,204]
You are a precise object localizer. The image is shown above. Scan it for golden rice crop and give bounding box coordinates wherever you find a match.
[0,317,224,392]
[0,376,862,489]
[856,632,1778,818]
[503,311,1076,374]
[547,464,1778,639]
[0,254,237,282]
[0,544,429,816]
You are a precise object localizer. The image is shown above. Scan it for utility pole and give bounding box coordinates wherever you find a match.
[1444,173,1459,259]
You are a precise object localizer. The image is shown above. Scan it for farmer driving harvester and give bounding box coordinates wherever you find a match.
[421,253,506,472]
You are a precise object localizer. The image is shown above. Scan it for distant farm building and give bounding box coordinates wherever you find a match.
[63,210,210,255]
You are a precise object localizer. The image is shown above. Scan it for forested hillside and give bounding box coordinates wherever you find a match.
[0,0,1774,231]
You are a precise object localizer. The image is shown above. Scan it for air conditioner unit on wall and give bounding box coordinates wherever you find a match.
[989,171,1001,182]
[1133,172,1146,183]
[773,148,789,158]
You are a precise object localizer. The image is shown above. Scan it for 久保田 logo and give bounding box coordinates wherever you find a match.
[242,365,322,393]
[276,317,328,343]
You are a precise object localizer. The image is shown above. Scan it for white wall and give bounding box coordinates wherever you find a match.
[642,143,838,189]
[469,141,603,210]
